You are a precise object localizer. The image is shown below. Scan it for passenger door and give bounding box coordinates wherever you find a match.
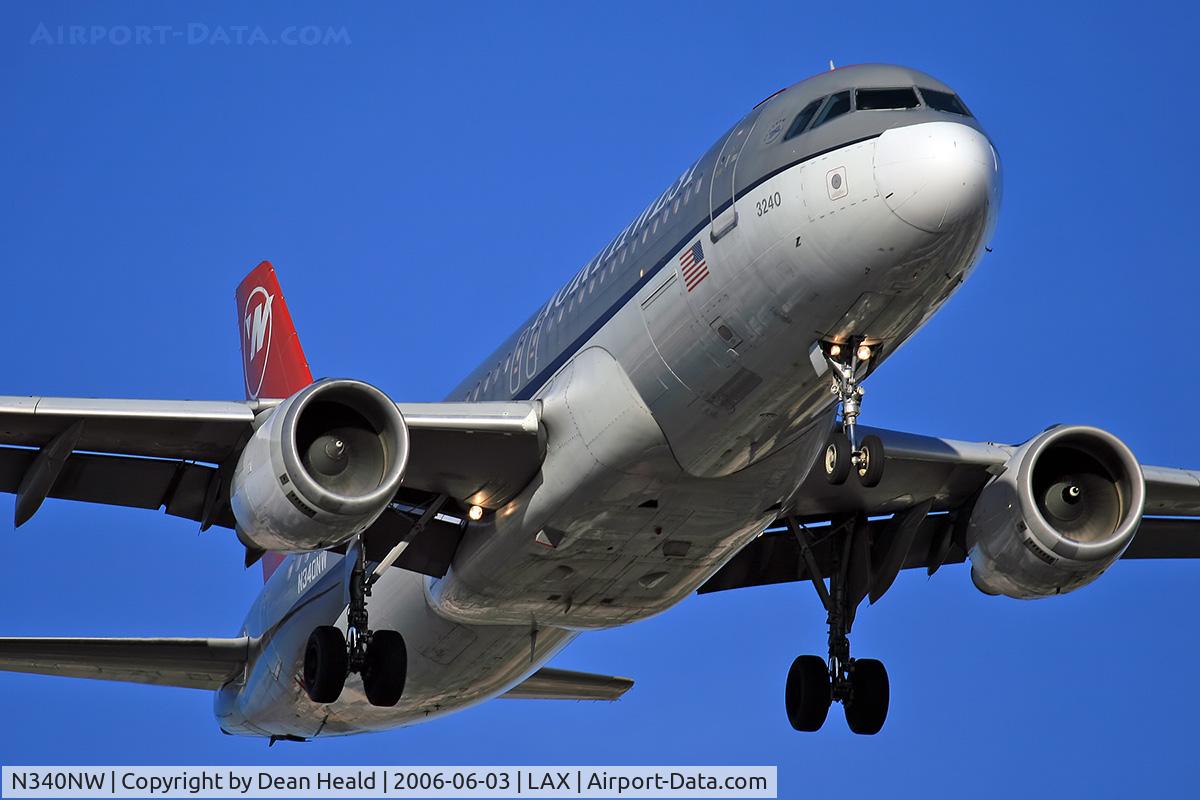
[708,108,762,242]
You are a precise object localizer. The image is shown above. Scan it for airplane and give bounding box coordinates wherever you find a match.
[1,62,1198,740]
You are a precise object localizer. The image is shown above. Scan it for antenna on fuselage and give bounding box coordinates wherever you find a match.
[829,59,836,71]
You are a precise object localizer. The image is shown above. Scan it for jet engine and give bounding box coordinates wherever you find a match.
[967,425,1144,599]
[231,379,409,552]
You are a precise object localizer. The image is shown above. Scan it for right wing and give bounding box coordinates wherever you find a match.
[0,395,544,530]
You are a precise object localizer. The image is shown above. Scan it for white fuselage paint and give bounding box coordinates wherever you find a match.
[216,110,1000,738]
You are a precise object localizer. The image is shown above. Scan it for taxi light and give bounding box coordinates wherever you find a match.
[467,505,484,521]
[856,345,872,361]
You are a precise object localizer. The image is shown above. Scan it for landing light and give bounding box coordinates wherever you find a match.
[856,345,872,361]
[467,505,484,521]
[828,344,842,357]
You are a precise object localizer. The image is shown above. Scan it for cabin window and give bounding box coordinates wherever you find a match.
[919,88,972,117]
[856,87,919,110]
[783,98,824,141]
[811,91,851,128]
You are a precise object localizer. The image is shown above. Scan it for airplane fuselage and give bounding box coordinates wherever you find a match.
[216,63,1001,737]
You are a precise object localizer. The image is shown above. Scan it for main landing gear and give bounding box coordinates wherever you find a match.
[301,541,408,707]
[784,517,890,735]
[822,341,885,488]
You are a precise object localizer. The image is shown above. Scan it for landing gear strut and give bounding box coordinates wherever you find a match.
[301,540,408,707]
[822,340,885,488]
[784,517,890,735]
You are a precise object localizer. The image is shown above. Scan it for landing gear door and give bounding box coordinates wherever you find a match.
[708,110,762,242]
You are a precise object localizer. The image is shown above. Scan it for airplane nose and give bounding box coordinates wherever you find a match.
[874,121,999,233]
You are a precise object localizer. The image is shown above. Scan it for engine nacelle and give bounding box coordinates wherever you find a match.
[967,425,1144,599]
[231,379,409,552]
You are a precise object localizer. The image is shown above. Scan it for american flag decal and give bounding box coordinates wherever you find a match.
[679,240,709,291]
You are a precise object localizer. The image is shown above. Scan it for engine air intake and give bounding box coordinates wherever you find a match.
[967,425,1145,599]
[231,379,410,552]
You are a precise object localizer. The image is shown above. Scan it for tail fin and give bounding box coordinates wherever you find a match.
[235,261,313,401]
[235,261,313,582]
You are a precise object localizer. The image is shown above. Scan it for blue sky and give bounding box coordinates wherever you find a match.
[2,0,1198,795]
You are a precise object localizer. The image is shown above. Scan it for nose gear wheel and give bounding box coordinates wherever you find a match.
[823,340,886,488]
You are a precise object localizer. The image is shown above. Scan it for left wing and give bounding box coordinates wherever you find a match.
[702,425,1200,596]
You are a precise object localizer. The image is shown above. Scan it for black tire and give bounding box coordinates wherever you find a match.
[844,658,889,735]
[302,626,348,704]
[785,655,831,731]
[856,434,885,488]
[362,630,408,707]
[823,432,852,485]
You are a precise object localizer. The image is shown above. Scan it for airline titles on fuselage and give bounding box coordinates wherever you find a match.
[465,157,704,401]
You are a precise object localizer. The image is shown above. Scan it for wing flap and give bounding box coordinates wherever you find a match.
[0,447,231,528]
[0,637,249,690]
[1121,517,1200,559]
[699,514,967,594]
[500,667,633,701]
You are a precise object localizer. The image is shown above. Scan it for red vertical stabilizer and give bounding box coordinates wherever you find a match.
[234,261,313,581]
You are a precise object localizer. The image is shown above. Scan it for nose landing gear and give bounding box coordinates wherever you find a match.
[783,517,890,735]
[301,541,408,707]
[822,341,885,488]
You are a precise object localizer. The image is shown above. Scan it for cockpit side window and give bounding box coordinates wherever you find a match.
[919,88,972,117]
[811,91,851,129]
[783,98,824,142]
[856,87,919,110]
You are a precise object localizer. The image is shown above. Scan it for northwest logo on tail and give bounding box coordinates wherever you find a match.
[242,286,274,400]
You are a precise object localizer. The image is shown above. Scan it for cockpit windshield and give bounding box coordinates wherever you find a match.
[812,91,851,129]
[917,88,971,116]
[779,85,973,142]
[783,98,824,142]
[856,87,919,110]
